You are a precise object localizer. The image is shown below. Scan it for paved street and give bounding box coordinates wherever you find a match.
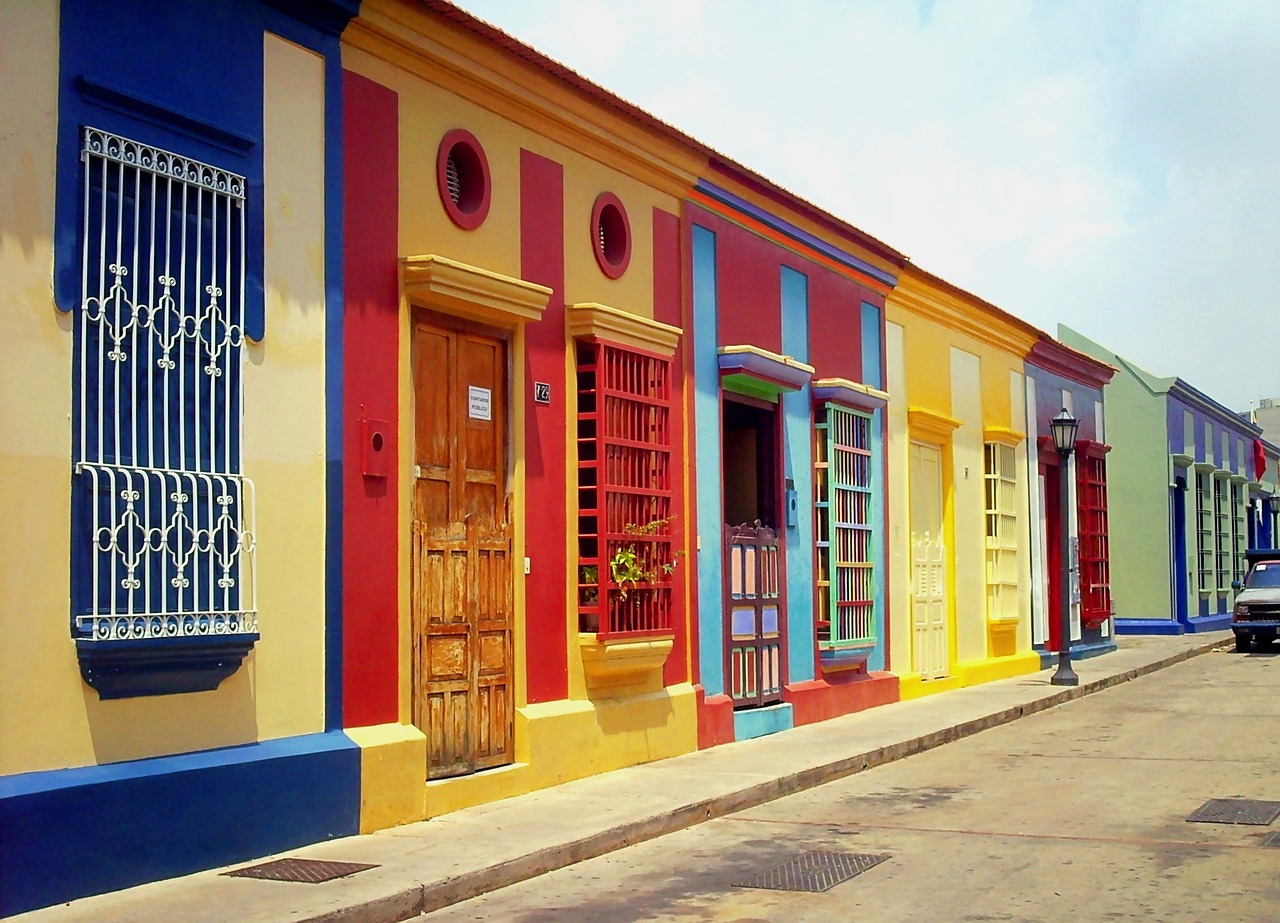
[421,646,1280,923]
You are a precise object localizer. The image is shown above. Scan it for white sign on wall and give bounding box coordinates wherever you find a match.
[468,386,492,421]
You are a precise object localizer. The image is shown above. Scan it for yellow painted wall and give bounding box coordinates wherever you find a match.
[950,347,986,663]
[250,32,330,740]
[0,23,330,776]
[885,270,1039,692]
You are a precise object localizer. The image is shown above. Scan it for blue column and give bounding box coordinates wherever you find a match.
[692,225,725,696]
[780,267,814,683]
[861,302,887,671]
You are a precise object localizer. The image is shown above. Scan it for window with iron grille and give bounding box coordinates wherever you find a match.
[813,403,875,651]
[1075,446,1111,626]
[983,443,1019,623]
[1196,471,1213,591]
[1214,475,1230,589]
[575,340,674,638]
[72,128,257,644]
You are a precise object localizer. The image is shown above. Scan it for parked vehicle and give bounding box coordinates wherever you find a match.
[1231,557,1280,651]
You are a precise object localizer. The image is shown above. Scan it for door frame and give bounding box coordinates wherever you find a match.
[398,254,550,782]
[409,308,515,779]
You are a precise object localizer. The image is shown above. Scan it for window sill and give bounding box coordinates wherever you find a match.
[76,633,258,700]
[578,632,673,697]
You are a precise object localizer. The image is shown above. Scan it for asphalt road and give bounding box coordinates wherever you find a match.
[420,645,1280,923]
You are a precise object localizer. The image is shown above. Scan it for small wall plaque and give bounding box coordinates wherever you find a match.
[468,386,491,421]
[534,381,551,404]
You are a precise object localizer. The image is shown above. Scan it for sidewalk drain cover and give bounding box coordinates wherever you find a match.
[224,858,379,883]
[733,851,890,893]
[1260,833,1280,848]
[1186,799,1280,826]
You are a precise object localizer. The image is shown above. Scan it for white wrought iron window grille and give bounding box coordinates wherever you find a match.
[73,127,257,643]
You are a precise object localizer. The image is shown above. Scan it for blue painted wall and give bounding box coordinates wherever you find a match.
[0,732,361,916]
[780,266,815,684]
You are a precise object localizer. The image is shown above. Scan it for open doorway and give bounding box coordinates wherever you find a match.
[722,396,780,529]
[721,394,784,708]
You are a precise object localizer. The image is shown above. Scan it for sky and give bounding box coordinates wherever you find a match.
[452,0,1279,415]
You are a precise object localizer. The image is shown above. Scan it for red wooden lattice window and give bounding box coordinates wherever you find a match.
[576,341,675,638]
[1075,440,1112,628]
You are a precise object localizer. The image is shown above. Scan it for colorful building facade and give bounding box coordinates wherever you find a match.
[0,0,359,914]
[1059,326,1264,634]
[687,176,906,745]
[337,0,707,826]
[1024,338,1116,660]
[884,268,1042,698]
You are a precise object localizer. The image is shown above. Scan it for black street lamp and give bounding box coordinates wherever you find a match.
[1050,408,1080,686]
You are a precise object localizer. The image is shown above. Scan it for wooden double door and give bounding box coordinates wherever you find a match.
[411,313,514,780]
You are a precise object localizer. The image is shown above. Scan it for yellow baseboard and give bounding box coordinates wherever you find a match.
[422,683,698,818]
[897,672,964,700]
[955,651,1041,687]
[345,723,428,833]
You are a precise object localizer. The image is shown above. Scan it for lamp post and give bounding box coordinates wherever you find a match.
[1050,407,1080,687]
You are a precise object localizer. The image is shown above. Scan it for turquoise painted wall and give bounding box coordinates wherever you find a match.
[692,225,725,695]
[781,266,815,684]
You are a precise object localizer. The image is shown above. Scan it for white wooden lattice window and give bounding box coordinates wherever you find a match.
[984,443,1019,623]
[813,403,876,651]
[1214,475,1230,590]
[1195,471,1213,592]
[73,128,257,641]
[1232,481,1246,585]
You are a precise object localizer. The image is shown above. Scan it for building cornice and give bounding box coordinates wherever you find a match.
[346,1,705,198]
[1026,337,1115,389]
[888,268,1040,357]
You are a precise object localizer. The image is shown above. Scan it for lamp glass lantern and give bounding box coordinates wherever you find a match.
[1050,408,1079,455]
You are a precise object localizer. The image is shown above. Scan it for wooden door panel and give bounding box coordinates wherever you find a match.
[412,315,514,781]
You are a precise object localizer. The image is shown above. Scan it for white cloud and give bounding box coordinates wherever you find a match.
[455,0,1280,410]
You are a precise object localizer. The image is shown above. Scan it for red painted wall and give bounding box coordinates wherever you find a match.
[653,207,688,688]
[707,213,782,353]
[807,263,880,384]
[341,71,401,727]
[519,150,568,703]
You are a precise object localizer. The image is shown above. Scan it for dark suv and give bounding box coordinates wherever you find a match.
[1232,558,1280,652]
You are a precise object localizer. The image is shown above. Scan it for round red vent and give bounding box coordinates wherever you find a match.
[591,192,631,279]
[436,129,491,230]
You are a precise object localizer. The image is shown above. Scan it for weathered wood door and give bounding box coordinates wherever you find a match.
[724,522,784,708]
[411,315,513,780]
[909,441,949,680]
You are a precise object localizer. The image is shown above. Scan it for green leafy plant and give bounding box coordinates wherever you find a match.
[608,516,686,600]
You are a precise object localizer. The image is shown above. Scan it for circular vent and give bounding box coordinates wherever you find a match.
[591,192,631,279]
[436,129,491,230]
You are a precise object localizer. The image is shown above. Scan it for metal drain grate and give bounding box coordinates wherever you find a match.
[1186,799,1280,826]
[1260,833,1280,848]
[224,858,379,883]
[733,850,890,893]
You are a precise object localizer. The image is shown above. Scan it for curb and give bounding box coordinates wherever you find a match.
[317,638,1225,923]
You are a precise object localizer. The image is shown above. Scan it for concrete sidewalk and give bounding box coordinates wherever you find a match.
[16,632,1231,923]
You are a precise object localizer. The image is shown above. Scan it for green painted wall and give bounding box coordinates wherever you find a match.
[1058,327,1175,621]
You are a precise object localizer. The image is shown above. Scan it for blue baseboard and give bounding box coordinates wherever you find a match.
[733,702,794,741]
[1036,638,1118,669]
[1113,618,1186,636]
[1185,612,1232,632]
[0,730,360,916]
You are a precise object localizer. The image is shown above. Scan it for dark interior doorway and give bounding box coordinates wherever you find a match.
[722,396,779,529]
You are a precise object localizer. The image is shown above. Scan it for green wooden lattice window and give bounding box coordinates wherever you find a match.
[814,403,876,651]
